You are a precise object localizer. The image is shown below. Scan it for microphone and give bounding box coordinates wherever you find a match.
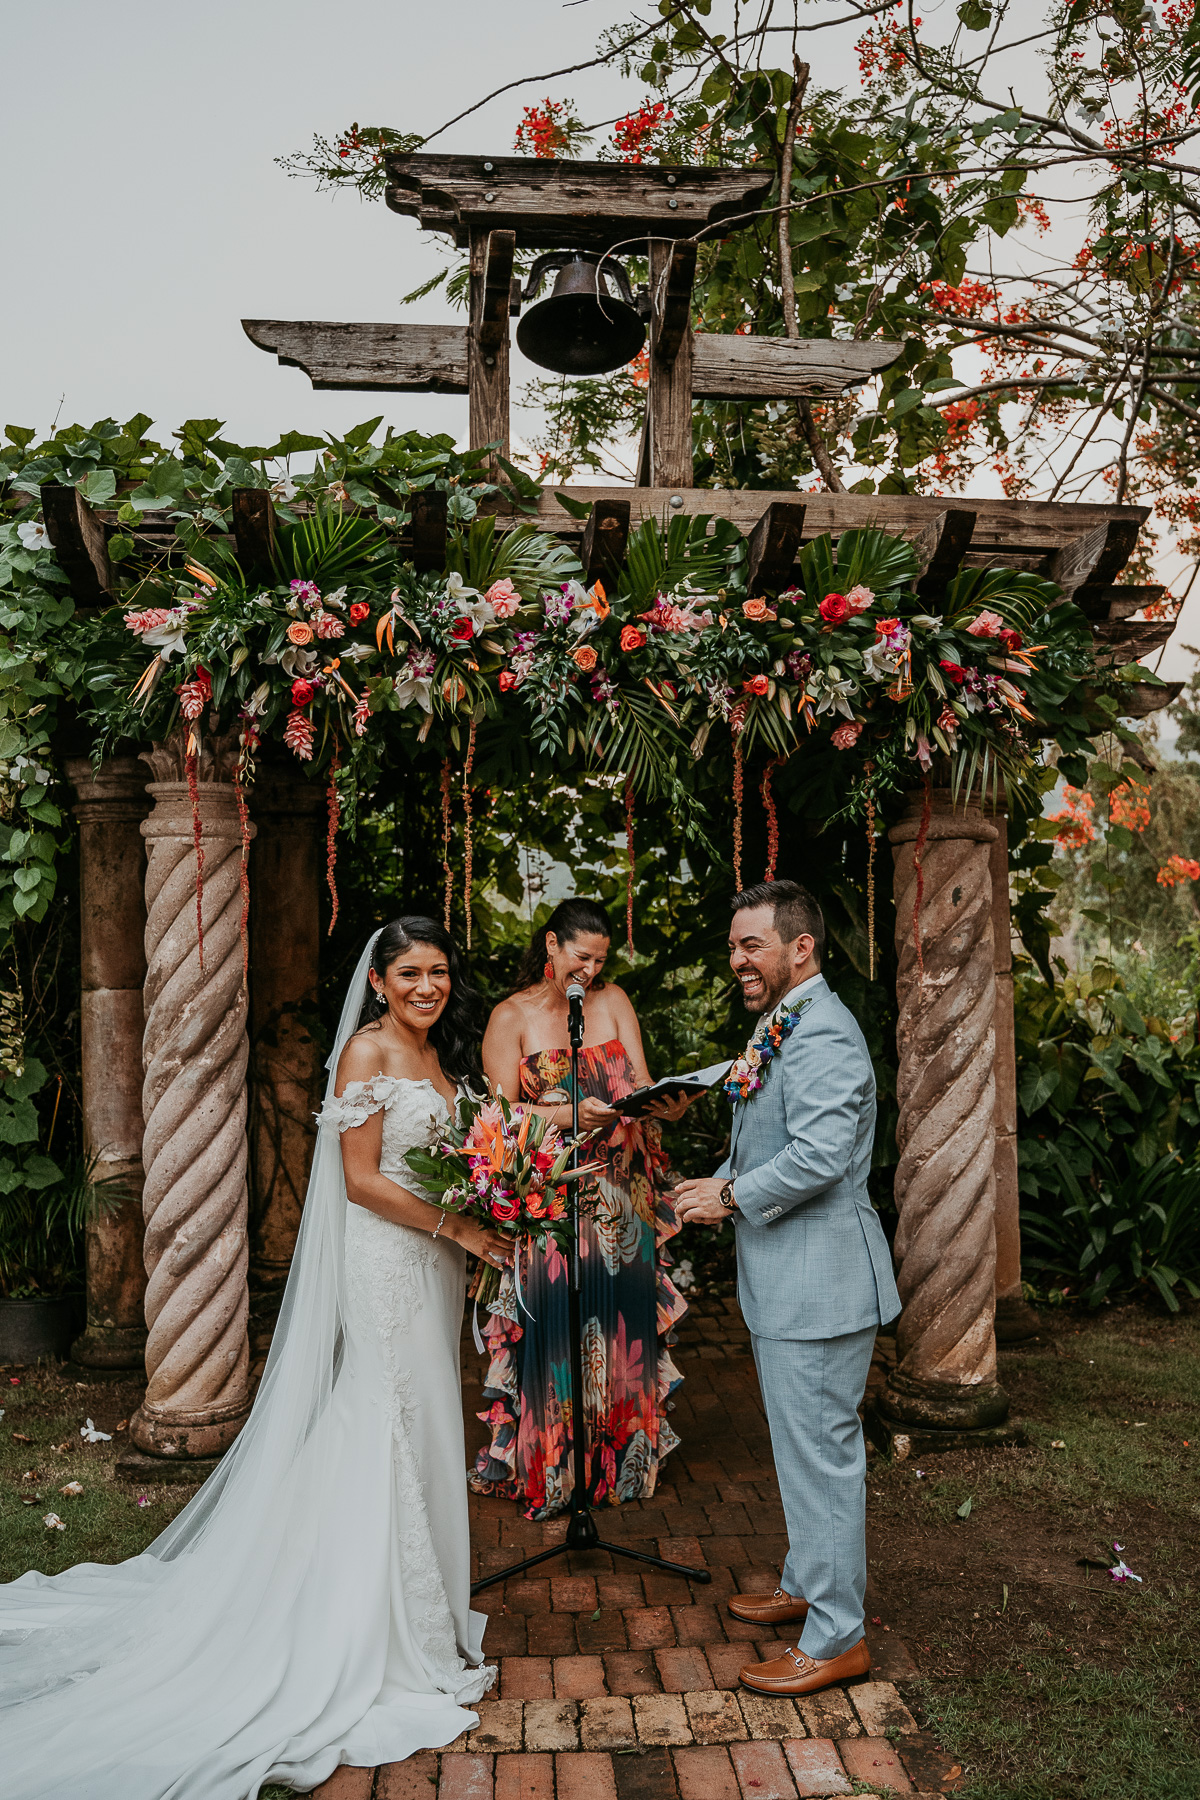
[566,979,586,1048]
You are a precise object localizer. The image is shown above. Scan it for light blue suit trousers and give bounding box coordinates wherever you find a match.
[718,977,900,1660]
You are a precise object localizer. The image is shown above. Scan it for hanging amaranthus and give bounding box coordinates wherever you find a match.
[863,761,877,983]
[912,776,932,980]
[730,702,748,893]
[462,718,477,951]
[232,763,252,993]
[185,740,205,972]
[325,746,341,937]
[624,778,636,959]
[440,757,453,931]
[761,757,783,881]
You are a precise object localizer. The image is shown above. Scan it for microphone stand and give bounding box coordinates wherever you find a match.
[472,986,709,1595]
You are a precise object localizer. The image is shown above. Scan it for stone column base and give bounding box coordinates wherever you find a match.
[867,1404,1028,1460]
[882,1364,1011,1431]
[129,1395,251,1460]
[70,1321,148,1369]
[115,1445,227,1484]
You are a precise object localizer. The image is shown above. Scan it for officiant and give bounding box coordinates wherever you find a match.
[469,898,693,1518]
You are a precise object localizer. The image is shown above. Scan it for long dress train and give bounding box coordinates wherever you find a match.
[0,940,493,1799]
[469,1038,686,1518]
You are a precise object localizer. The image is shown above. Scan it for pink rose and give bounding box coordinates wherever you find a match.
[845,585,874,613]
[485,578,521,619]
[314,612,345,640]
[965,609,1005,639]
[831,721,862,750]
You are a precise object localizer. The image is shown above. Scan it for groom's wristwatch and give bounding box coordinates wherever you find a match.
[719,1180,738,1213]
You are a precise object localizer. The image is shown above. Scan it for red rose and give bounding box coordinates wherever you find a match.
[291,677,315,707]
[450,617,475,642]
[490,1195,520,1223]
[620,624,647,652]
[939,659,967,685]
[498,670,519,693]
[819,592,850,625]
[743,674,769,698]
[349,601,370,625]
[999,627,1023,653]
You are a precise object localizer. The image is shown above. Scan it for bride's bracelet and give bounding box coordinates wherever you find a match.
[430,1212,447,1241]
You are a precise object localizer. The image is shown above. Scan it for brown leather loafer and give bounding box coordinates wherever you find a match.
[726,1587,811,1626]
[739,1636,870,1695]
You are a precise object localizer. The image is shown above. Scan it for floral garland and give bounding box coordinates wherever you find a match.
[724,997,812,1106]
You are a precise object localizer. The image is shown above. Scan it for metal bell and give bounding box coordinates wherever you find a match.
[515,252,646,376]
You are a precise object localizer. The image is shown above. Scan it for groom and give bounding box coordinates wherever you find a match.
[671,880,900,1696]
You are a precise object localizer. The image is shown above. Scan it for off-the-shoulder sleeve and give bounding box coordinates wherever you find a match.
[316,1075,401,1134]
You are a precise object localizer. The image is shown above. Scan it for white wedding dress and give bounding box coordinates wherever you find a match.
[0,936,493,1798]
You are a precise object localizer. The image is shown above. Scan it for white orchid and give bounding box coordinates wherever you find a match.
[17,519,51,552]
[269,475,297,502]
[809,667,858,721]
[394,647,436,713]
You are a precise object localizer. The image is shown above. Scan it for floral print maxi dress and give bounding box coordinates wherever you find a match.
[469,1039,687,1519]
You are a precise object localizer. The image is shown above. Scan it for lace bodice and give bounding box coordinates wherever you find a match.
[317,1074,457,1180]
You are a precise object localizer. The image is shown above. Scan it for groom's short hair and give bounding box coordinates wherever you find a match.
[732,880,825,965]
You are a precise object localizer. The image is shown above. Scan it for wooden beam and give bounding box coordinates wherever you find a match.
[521,486,1149,559]
[385,153,773,252]
[411,488,448,572]
[655,242,698,368]
[1045,517,1142,603]
[691,334,902,400]
[231,488,276,582]
[745,502,807,594]
[40,484,112,604]
[913,508,977,602]
[1092,618,1176,659]
[477,230,515,355]
[579,499,631,590]
[1076,583,1165,622]
[638,240,694,489]
[241,320,469,394]
[468,230,510,469]
[1116,680,1182,718]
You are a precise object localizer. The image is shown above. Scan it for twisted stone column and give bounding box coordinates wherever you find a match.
[65,757,151,1369]
[883,791,1010,1434]
[129,775,255,1458]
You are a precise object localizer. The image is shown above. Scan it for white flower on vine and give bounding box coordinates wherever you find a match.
[269,476,297,501]
[17,519,51,551]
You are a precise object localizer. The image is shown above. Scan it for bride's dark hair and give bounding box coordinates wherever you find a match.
[357,916,483,1084]
[511,898,612,995]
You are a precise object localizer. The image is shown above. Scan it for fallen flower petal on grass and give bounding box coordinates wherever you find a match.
[1110,1560,1143,1584]
[1050,1439,1067,1449]
[136,1494,150,1508]
[59,1481,84,1497]
[80,1418,111,1443]
[42,1512,66,1531]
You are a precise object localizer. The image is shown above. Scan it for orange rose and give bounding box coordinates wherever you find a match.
[572,644,598,672]
[285,620,314,645]
[620,625,647,652]
[743,673,769,698]
[742,598,776,622]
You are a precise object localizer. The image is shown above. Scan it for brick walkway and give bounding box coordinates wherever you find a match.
[314,1299,961,1800]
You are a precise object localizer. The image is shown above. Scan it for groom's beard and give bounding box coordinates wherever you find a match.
[739,955,794,1015]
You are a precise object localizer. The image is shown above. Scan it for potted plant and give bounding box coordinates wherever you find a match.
[0,1057,122,1364]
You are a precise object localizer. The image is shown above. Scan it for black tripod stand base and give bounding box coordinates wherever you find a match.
[471,1512,711,1595]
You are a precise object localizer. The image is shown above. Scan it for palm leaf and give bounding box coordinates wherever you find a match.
[618,513,742,611]
[445,517,580,600]
[271,500,386,585]
[943,566,1058,632]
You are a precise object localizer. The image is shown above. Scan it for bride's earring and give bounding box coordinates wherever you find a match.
[373,986,388,1013]
[544,961,554,982]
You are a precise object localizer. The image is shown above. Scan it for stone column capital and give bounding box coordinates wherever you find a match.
[888,789,998,848]
[141,782,255,845]
[64,755,151,823]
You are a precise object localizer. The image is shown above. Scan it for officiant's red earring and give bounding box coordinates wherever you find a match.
[544,961,554,982]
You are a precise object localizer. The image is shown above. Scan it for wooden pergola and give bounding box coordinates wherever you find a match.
[49,154,1177,1467]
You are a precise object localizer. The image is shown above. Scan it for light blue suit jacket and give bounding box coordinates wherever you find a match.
[716,975,901,1342]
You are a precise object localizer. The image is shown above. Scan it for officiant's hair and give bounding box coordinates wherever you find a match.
[512,898,612,994]
[361,916,483,1083]
[732,880,825,966]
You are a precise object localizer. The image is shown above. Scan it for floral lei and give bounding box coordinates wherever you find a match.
[723,998,811,1106]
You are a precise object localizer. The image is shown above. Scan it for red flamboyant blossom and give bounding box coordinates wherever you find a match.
[611,100,674,164]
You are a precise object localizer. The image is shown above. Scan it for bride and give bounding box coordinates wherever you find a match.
[0,917,510,1798]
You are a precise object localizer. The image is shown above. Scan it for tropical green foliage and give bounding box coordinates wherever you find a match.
[1016,963,1200,1309]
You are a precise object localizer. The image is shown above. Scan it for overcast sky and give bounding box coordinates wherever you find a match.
[3,0,1193,679]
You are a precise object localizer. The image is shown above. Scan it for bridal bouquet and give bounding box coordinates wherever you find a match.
[405,1092,597,1308]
